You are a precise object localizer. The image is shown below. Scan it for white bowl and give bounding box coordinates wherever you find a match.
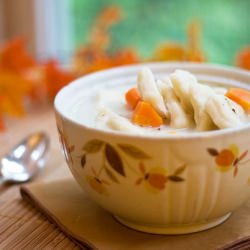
[54,63,250,234]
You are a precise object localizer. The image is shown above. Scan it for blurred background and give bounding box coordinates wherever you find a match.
[1,0,250,64]
[0,0,250,130]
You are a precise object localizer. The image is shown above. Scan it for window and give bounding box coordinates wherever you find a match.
[2,0,250,65]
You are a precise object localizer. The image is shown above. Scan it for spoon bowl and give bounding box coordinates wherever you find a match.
[0,132,49,183]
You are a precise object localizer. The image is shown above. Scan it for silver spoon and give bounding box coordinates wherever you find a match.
[0,132,49,185]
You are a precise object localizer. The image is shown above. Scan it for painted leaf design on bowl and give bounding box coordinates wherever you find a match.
[81,139,187,195]
[104,167,119,183]
[80,154,86,168]
[105,144,125,176]
[86,167,109,195]
[117,144,151,159]
[82,139,105,153]
[56,125,75,165]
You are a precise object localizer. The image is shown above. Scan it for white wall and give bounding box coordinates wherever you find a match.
[0,0,73,62]
[2,0,36,55]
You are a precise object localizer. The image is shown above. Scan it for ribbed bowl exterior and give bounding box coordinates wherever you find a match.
[55,63,250,230]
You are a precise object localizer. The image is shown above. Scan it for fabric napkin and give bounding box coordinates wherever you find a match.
[20,179,250,250]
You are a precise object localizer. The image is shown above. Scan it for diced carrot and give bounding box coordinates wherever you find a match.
[133,101,163,127]
[226,88,250,110]
[125,87,141,109]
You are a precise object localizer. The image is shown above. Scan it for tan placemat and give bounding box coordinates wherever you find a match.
[20,179,250,250]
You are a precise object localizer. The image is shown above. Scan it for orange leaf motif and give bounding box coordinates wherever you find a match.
[0,38,36,73]
[236,46,250,70]
[44,59,75,100]
[0,70,32,116]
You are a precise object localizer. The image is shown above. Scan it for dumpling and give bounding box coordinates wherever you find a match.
[157,79,193,128]
[137,68,168,118]
[170,69,197,114]
[96,107,143,134]
[190,83,217,131]
[96,90,131,118]
[213,86,227,95]
[205,95,248,129]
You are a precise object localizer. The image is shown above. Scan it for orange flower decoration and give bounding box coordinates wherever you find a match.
[73,6,139,75]
[112,49,139,66]
[74,47,138,75]
[153,43,186,61]
[44,59,75,100]
[0,38,36,73]
[152,20,205,63]
[207,144,248,177]
[0,69,32,116]
[0,38,38,131]
[135,162,185,193]
[236,46,250,70]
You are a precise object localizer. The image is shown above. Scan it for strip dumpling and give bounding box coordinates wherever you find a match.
[157,79,193,128]
[205,95,248,129]
[190,83,217,131]
[170,70,197,114]
[94,67,250,135]
[96,107,143,134]
[137,68,168,118]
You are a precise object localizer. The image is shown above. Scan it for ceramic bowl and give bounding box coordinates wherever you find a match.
[54,63,250,234]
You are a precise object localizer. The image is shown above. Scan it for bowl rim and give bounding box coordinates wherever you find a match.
[54,62,250,141]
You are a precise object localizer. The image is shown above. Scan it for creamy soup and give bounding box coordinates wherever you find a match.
[69,68,250,135]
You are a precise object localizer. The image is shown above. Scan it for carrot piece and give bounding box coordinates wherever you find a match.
[133,101,163,127]
[226,88,250,110]
[125,87,141,109]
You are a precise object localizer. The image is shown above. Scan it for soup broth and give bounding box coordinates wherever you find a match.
[69,68,249,135]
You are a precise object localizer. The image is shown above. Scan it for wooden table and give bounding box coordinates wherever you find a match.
[0,108,80,249]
